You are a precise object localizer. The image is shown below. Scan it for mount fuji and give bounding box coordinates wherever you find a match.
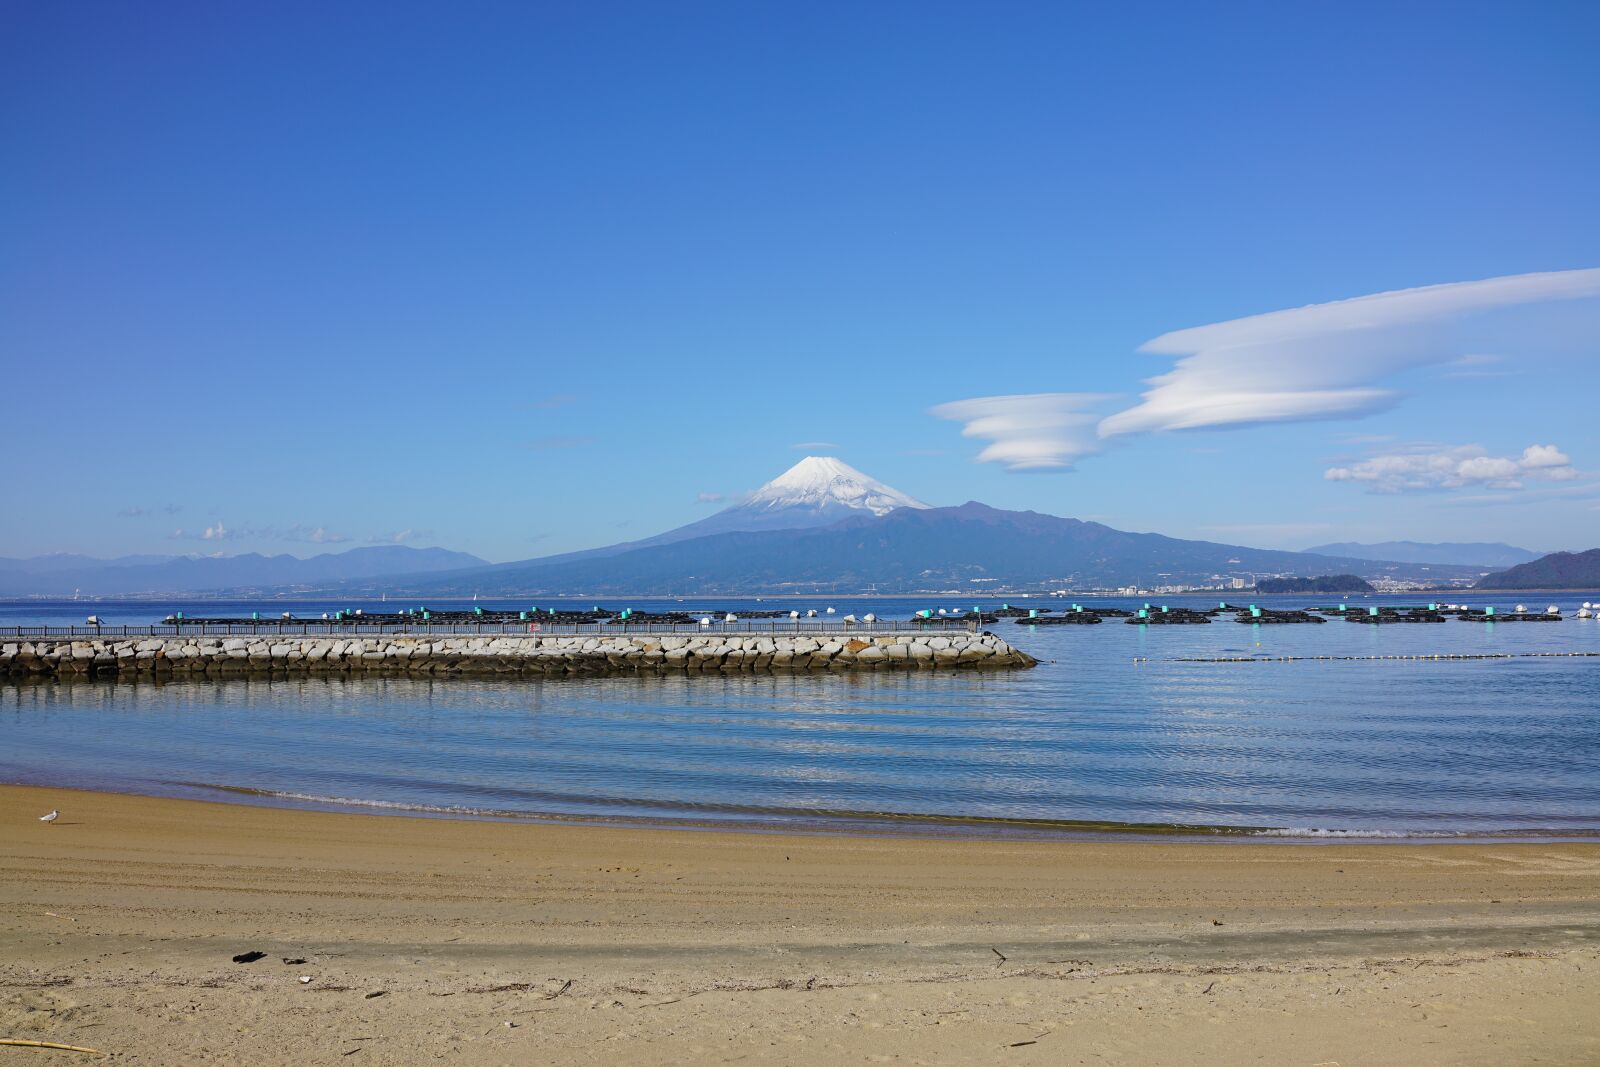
[523,456,930,566]
[674,456,929,538]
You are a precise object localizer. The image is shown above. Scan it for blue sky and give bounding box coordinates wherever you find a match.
[3,1,1597,562]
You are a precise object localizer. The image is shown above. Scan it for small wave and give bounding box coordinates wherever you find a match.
[1252,827,1455,839]
[191,784,527,819]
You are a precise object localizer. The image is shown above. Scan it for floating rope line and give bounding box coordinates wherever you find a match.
[1178,651,1600,663]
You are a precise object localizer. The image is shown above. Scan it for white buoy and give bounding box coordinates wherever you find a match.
[699,617,713,627]
[1547,605,1560,615]
[789,610,800,619]
[806,609,817,618]
[863,613,877,624]
[842,614,857,624]
[825,607,836,615]
[1516,604,1527,614]
[85,615,100,626]
[281,611,292,620]
[724,613,738,622]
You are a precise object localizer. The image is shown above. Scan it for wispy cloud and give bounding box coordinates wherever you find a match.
[169,522,234,542]
[117,506,147,518]
[695,492,725,504]
[522,435,595,451]
[931,393,1116,471]
[1437,479,1600,509]
[368,528,431,544]
[1444,354,1519,380]
[168,522,351,544]
[1326,443,1578,493]
[1099,269,1600,437]
[791,441,840,451]
[1199,521,1335,545]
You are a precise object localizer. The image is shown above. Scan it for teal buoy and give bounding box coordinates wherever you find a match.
[1028,609,1038,618]
[251,611,259,620]
[1486,605,1495,616]
[1369,606,1379,617]
[1137,608,1148,619]
[1251,606,1262,618]
[422,610,430,620]
[519,611,527,621]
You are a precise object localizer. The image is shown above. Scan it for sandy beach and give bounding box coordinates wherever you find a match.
[2,784,1597,1065]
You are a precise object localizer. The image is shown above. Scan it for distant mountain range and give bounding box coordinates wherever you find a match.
[359,501,1484,596]
[5,459,1521,598]
[0,545,487,597]
[1304,541,1540,568]
[1474,549,1600,590]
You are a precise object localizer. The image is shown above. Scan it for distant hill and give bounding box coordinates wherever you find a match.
[1257,575,1375,594]
[1473,549,1600,590]
[0,545,488,597]
[361,502,1482,596]
[1303,541,1537,568]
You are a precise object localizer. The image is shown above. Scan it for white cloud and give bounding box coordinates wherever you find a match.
[368,528,431,544]
[930,393,1115,471]
[169,522,234,541]
[1098,268,1600,437]
[1325,443,1577,493]
[168,521,353,543]
[117,506,147,518]
[285,525,349,544]
[791,441,840,451]
[695,492,725,504]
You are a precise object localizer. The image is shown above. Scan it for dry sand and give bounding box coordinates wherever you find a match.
[2,783,1597,1065]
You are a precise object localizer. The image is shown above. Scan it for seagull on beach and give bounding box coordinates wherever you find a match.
[40,810,59,823]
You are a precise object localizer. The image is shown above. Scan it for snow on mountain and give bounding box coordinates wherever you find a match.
[493,457,932,568]
[741,457,929,516]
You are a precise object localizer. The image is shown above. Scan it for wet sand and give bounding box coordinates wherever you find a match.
[2,783,1598,1064]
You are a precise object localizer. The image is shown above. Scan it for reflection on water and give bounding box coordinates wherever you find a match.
[3,594,1599,837]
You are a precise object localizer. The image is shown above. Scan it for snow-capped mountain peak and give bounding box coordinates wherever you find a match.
[744,457,929,516]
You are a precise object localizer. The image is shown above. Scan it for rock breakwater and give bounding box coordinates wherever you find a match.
[1,631,1037,680]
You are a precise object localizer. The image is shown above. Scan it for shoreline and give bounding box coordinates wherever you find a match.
[8,775,1599,844]
[3,783,1597,1063]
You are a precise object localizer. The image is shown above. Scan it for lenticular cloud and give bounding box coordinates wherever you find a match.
[930,393,1113,471]
[1097,268,1600,438]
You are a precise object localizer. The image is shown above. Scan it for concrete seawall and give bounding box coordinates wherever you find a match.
[1,631,1037,680]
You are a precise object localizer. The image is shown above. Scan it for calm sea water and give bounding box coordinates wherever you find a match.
[3,594,1599,838]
